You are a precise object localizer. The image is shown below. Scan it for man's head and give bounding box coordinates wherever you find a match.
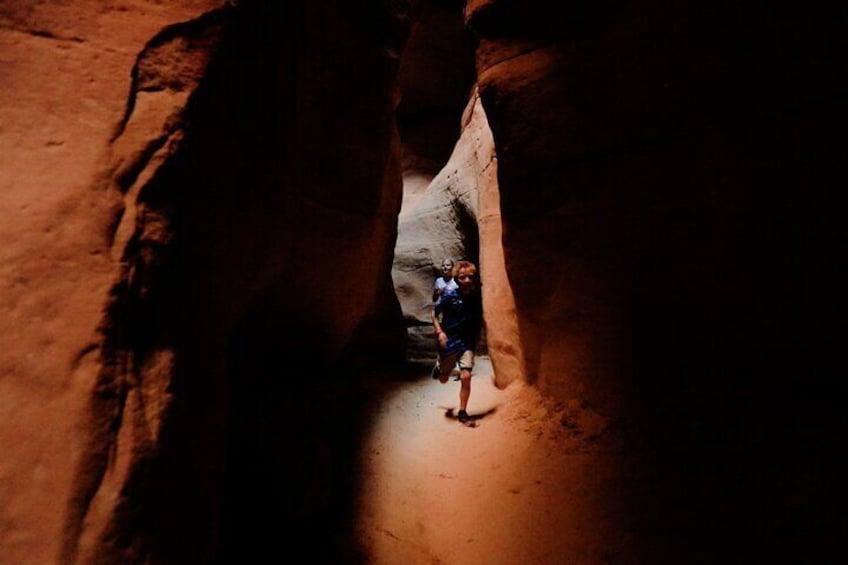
[452,260,478,293]
[440,258,454,277]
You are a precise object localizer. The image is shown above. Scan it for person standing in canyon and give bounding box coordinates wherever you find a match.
[432,258,458,303]
[431,260,483,423]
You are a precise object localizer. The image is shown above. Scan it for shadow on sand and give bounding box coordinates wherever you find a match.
[442,406,498,427]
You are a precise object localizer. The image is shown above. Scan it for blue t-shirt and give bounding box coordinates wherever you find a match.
[435,288,482,355]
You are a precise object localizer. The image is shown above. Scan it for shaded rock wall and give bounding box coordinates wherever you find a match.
[397,0,476,194]
[0,2,224,563]
[393,86,525,386]
[1,0,411,562]
[393,93,481,363]
[392,0,478,362]
[3,0,845,562]
[468,0,847,561]
[471,92,524,388]
[392,2,523,382]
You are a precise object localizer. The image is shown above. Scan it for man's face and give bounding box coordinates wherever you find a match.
[456,268,475,290]
[441,261,453,275]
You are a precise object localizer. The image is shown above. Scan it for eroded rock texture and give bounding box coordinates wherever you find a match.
[1,1,411,563]
[0,2,225,563]
[2,0,845,562]
[470,93,523,389]
[392,103,480,362]
[396,0,475,209]
[394,86,524,384]
[468,0,847,561]
[392,0,477,361]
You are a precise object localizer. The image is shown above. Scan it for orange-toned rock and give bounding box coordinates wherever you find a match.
[468,0,847,561]
[0,3,225,563]
[470,91,524,389]
[393,89,481,362]
[392,0,477,362]
[1,1,413,562]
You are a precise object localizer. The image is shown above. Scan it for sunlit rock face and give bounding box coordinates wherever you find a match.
[392,83,522,389]
[469,93,524,389]
[392,92,483,362]
[0,1,411,563]
[391,0,522,383]
[468,0,846,561]
[392,0,476,361]
[397,0,475,202]
[0,2,224,564]
[3,0,843,562]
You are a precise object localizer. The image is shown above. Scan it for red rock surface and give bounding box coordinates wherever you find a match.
[467,0,847,561]
[1,0,844,562]
[395,86,524,385]
[1,1,411,562]
[0,2,223,563]
[392,0,477,361]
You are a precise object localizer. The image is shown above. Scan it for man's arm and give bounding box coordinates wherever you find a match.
[432,303,447,349]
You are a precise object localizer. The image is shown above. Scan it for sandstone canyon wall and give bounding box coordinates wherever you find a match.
[1,1,410,562]
[391,0,479,362]
[1,0,845,563]
[394,87,524,385]
[467,0,846,561]
[0,3,225,562]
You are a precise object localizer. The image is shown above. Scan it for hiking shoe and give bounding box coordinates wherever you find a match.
[457,409,469,423]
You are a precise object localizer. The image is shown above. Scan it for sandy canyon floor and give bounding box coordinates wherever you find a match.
[356,357,627,564]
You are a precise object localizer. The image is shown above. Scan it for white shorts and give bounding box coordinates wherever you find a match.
[438,349,474,377]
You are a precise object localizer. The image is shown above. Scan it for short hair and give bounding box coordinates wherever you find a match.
[452,260,477,279]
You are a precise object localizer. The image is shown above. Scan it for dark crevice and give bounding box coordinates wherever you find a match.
[114,134,170,194]
[112,7,231,142]
[0,24,86,42]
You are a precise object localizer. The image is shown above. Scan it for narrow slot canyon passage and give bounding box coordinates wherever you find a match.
[0,1,844,564]
[354,359,623,563]
[353,3,624,560]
